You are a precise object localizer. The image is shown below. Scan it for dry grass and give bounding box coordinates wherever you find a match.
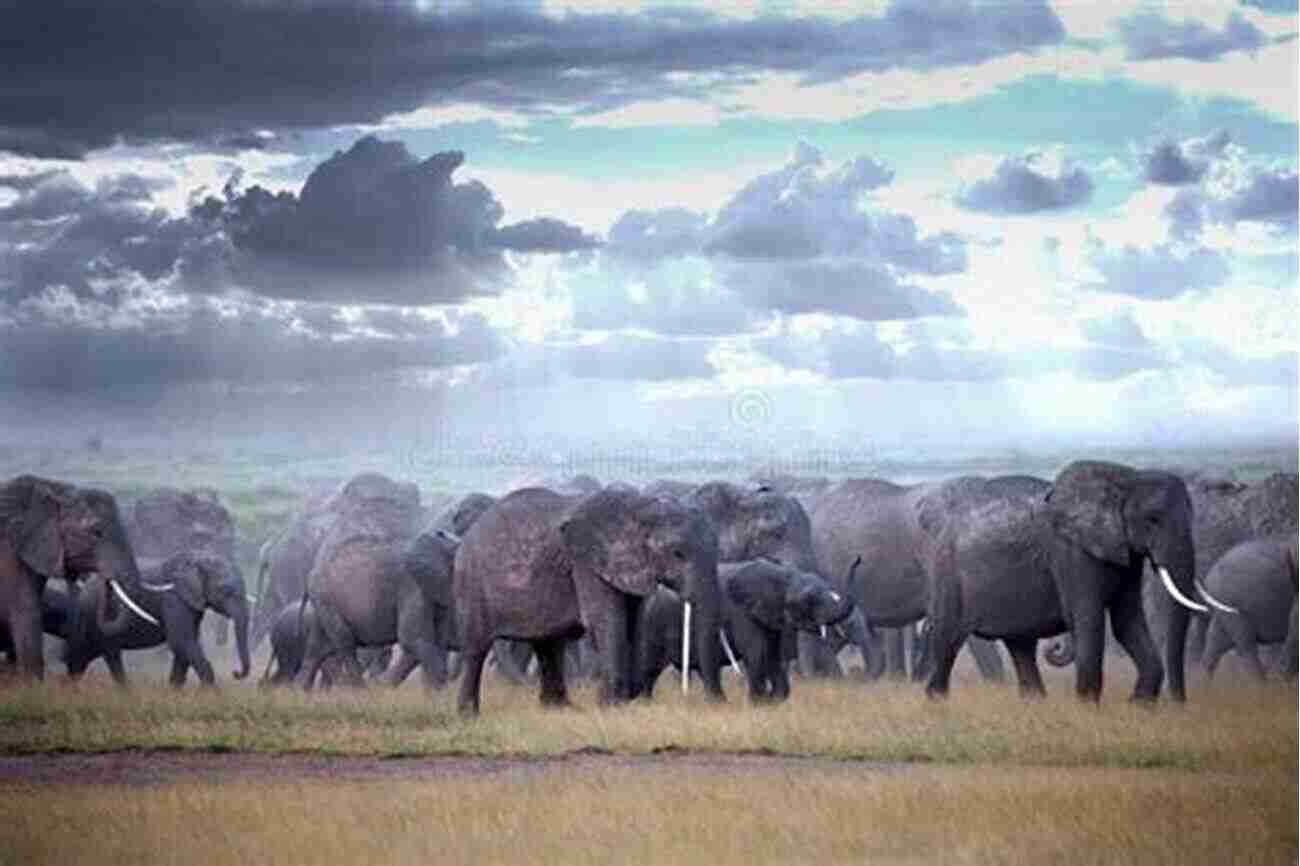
[1,668,1295,771]
[2,763,1292,866]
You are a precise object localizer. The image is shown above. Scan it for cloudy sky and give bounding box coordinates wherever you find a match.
[1,0,1296,459]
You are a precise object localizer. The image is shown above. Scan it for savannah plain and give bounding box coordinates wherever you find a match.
[1,441,1296,865]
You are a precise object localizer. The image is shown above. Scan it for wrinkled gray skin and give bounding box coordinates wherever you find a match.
[0,475,141,680]
[1201,534,1299,681]
[1147,473,1299,672]
[297,525,458,691]
[453,487,725,716]
[258,599,392,688]
[810,476,1041,681]
[124,485,240,648]
[250,473,423,651]
[687,481,867,678]
[0,582,73,668]
[81,551,252,686]
[638,558,855,703]
[926,462,1201,703]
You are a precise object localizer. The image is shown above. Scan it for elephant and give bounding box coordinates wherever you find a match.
[250,473,423,649]
[296,526,459,690]
[0,582,73,669]
[1146,473,1299,670]
[453,486,725,716]
[124,485,240,648]
[924,461,1216,703]
[78,550,252,686]
[1201,534,1298,681]
[809,476,1044,682]
[686,481,870,679]
[0,475,143,680]
[259,599,394,687]
[637,557,857,702]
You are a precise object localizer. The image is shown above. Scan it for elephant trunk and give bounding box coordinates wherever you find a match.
[95,577,134,639]
[229,599,252,680]
[685,559,725,701]
[1151,533,1197,702]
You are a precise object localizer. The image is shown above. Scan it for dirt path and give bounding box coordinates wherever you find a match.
[0,750,912,787]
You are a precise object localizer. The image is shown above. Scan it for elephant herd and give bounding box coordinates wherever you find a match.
[1,462,1295,718]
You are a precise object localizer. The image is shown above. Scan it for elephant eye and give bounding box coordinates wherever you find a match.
[673,550,686,561]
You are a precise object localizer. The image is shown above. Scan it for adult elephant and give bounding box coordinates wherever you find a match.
[687,481,871,679]
[77,551,252,686]
[925,461,1212,702]
[1201,534,1298,681]
[0,475,142,680]
[454,487,725,716]
[810,476,1044,682]
[297,527,459,690]
[638,558,856,703]
[1146,473,1299,670]
[250,473,423,649]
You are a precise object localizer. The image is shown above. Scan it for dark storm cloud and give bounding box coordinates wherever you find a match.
[956,153,1093,214]
[1144,142,1210,186]
[580,143,967,332]
[492,217,601,253]
[201,136,593,304]
[0,171,211,304]
[1,1,1065,159]
[1116,10,1268,61]
[0,301,503,394]
[1085,241,1231,299]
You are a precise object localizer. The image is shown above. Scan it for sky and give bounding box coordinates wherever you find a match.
[1,0,1296,463]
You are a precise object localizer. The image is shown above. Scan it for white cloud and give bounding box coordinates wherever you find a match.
[571,98,723,128]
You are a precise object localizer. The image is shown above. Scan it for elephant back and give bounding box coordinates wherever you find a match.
[126,486,238,565]
[1190,473,1299,579]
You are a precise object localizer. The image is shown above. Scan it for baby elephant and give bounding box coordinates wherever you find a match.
[1202,534,1298,681]
[638,558,855,703]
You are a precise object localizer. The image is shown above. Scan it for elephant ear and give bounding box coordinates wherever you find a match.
[1047,461,1132,566]
[161,553,207,612]
[724,561,789,632]
[560,491,657,597]
[17,481,66,580]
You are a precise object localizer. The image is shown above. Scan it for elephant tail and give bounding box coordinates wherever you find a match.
[1044,634,1075,667]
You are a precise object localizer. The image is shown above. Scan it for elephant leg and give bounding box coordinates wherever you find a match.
[1219,614,1267,681]
[8,593,44,680]
[882,627,908,679]
[104,650,129,687]
[578,577,636,705]
[456,643,491,717]
[382,646,421,687]
[1002,636,1045,698]
[491,639,533,684]
[1070,597,1108,702]
[1185,613,1209,669]
[1108,584,1162,702]
[532,636,571,707]
[1202,617,1232,678]
[165,607,214,687]
[412,641,450,690]
[766,631,790,703]
[314,603,365,687]
[966,637,1006,682]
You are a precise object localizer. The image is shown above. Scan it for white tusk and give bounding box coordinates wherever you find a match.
[1195,578,1239,614]
[718,628,744,675]
[140,582,175,592]
[109,580,161,627]
[1157,566,1208,614]
[681,601,692,695]
[820,625,828,641]
[828,591,841,604]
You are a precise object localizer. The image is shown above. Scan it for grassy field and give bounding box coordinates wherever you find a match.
[1,672,1295,865]
[1,443,1296,864]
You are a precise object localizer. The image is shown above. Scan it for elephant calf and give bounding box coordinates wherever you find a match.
[261,600,394,687]
[1202,534,1299,681]
[638,558,855,703]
